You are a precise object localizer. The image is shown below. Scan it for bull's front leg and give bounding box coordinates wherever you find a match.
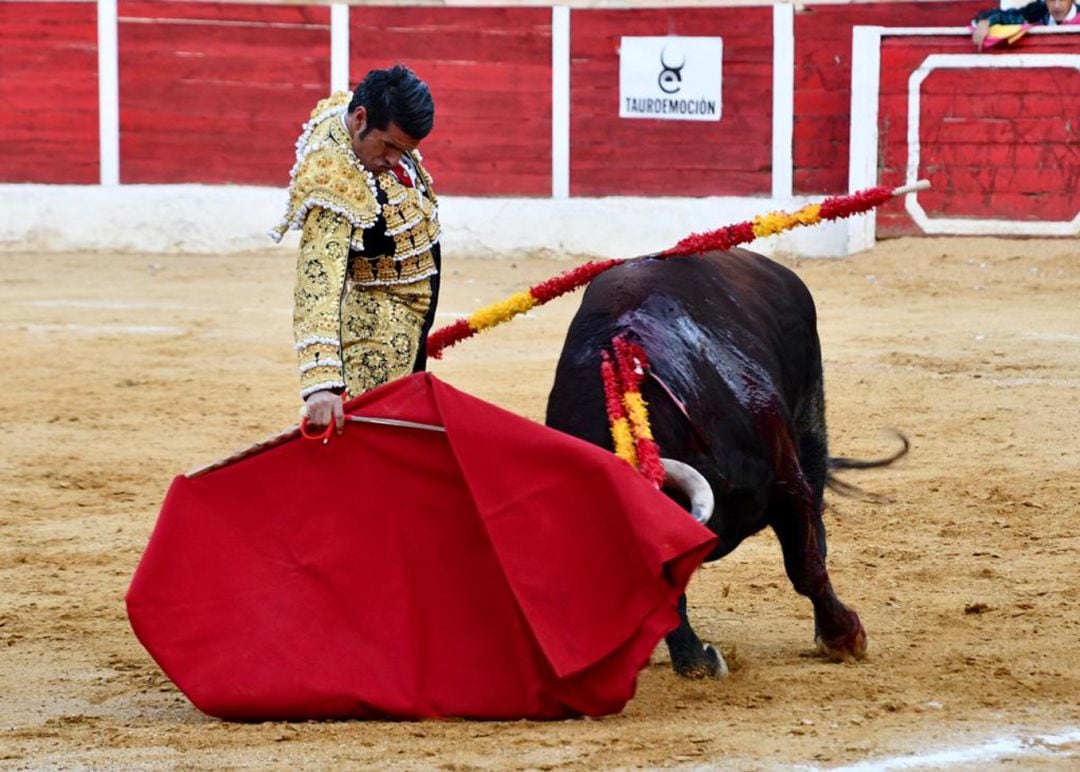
[769,492,867,662]
[665,594,729,678]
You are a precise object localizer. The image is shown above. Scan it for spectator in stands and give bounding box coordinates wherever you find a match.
[269,65,440,433]
[971,0,1078,49]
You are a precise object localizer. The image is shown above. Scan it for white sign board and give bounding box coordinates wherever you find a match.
[619,36,723,122]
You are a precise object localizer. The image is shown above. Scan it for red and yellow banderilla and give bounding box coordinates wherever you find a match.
[426,181,928,360]
[601,336,664,488]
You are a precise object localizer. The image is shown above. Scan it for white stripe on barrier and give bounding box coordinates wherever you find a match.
[330,4,350,94]
[97,0,120,186]
[771,2,794,200]
[847,26,884,254]
[551,6,571,200]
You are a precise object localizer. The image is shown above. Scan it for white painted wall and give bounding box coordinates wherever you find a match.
[0,184,853,258]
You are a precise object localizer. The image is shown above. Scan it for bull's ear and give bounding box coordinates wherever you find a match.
[661,459,714,526]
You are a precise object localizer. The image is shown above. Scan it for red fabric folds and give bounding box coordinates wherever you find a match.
[127,373,716,721]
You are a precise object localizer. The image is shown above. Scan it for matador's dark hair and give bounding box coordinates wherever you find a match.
[348,64,435,141]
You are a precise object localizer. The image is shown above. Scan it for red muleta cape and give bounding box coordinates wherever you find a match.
[126,373,716,721]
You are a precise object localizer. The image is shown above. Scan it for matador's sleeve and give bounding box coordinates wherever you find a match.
[293,206,352,399]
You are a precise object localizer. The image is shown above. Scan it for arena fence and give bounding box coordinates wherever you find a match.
[848,24,1080,248]
[1,0,1075,256]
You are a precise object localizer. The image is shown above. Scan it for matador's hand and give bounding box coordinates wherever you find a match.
[972,20,991,50]
[303,390,345,435]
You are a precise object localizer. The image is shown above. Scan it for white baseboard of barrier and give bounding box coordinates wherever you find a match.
[0,184,855,259]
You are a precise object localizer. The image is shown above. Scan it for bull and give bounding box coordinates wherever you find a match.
[545,248,906,677]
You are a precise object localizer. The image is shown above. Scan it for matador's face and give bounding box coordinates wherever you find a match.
[347,107,420,177]
[1047,0,1074,22]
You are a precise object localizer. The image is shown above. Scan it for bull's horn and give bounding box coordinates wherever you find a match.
[660,458,715,525]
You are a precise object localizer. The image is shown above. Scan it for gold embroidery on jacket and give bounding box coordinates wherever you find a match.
[295,206,436,397]
[294,208,351,396]
[356,165,439,287]
[340,280,433,395]
[271,92,379,246]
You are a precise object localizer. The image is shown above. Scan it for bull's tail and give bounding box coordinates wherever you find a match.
[826,431,909,502]
[829,431,909,471]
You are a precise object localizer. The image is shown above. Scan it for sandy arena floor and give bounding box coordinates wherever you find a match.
[1,237,1078,769]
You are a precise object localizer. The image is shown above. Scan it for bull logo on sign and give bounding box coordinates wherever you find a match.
[657,46,685,94]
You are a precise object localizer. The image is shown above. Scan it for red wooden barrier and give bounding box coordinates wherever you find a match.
[347,7,552,196]
[4,0,1074,236]
[794,0,986,195]
[874,33,1079,236]
[0,1,98,183]
[570,7,774,197]
[117,1,330,185]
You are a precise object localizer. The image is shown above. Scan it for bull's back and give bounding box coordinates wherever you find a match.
[547,248,819,414]
[548,250,816,455]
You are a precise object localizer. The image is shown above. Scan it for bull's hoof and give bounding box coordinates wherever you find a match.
[815,624,868,662]
[673,644,729,679]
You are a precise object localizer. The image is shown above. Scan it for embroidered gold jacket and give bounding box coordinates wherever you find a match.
[271,92,440,398]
